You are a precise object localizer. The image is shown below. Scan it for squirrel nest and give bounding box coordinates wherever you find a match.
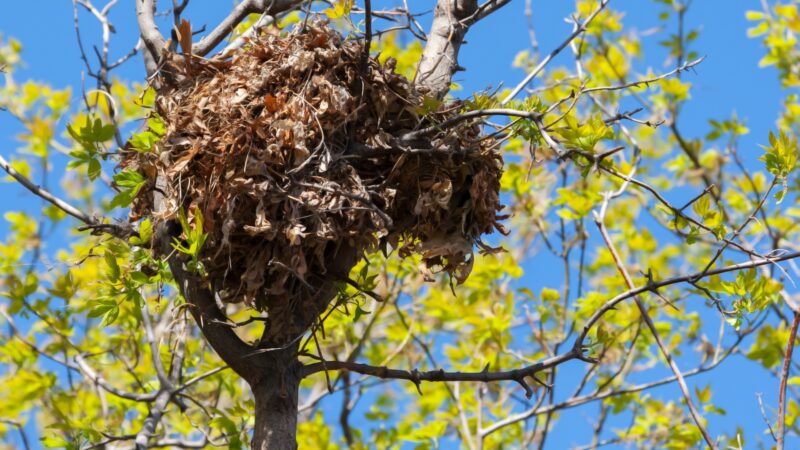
[122,22,506,311]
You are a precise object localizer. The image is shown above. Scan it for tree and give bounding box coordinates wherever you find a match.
[1,0,799,448]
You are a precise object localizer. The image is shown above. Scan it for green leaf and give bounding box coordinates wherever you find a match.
[147,114,166,136]
[323,0,353,19]
[555,114,614,152]
[745,10,766,21]
[68,116,115,145]
[110,170,146,209]
[87,158,101,180]
[540,287,561,302]
[130,218,153,246]
[353,304,371,322]
[172,207,208,275]
[104,252,120,282]
[88,298,120,325]
[695,384,712,403]
[128,131,160,153]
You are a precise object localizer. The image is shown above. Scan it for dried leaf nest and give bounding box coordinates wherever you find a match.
[122,22,506,310]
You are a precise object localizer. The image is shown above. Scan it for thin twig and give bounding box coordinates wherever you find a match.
[0,419,31,450]
[593,205,717,449]
[501,0,610,105]
[777,311,800,449]
[757,392,778,442]
[0,153,95,225]
[582,57,704,94]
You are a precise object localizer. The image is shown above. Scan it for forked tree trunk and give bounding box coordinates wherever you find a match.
[250,343,302,450]
[160,217,302,449]
[160,216,354,449]
[248,245,357,449]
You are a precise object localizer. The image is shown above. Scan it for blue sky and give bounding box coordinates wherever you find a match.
[0,0,793,448]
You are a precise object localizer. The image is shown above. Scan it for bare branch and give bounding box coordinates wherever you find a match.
[573,250,800,356]
[136,0,168,64]
[481,338,744,437]
[301,350,583,399]
[174,366,228,393]
[134,389,172,449]
[757,392,778,443]
[582,57,704,94]
[598,164,771,262]
[75,354,160,402]
[401,108,542,142]
[501,0,609,105]
[221,13,275,55]
[0,153,91,224]
[193,0,306,57]
[593,206,718,449]
[361,0,373,70]
[416,0,510,98]
[777,311,800,449]
[462,0,512,26]
[303,244,800,409]
[0,149,137,240]
[0,419,31,450]
[696,176,779,279]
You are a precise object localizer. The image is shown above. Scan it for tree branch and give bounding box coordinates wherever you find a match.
[400,108,542,142]
[777,311,800,450]
[501,0,609,105]
[0,307,161,403]
[481,334,746,438]
[134,388,172,449]
[193,0,306,57]
[136,0,167,65]
[75,354,159,402]
[593,205,718,449]
[0,153,92,226]
[0,419,30,450]
[301,350,582,399]
[415,0,509,99]
[154,221,259,382]
[301,249,800,411]
[582,56,704,94]
[0,152,133,240]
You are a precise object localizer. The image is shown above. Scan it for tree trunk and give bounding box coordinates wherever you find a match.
[250,343,302,450]
[415,0,478,99]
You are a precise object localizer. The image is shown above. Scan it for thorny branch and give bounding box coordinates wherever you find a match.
[301,251,800,407]
[302,350,583,399]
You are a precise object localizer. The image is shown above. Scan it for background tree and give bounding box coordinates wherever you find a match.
[1,0,800,449]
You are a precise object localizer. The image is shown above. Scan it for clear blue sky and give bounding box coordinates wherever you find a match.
[0,1,791,448]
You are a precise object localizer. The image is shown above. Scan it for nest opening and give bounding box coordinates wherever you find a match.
[122,22,506,311]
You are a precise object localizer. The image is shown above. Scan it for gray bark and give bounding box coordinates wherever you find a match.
[414,0,511,99]
[414,0,478,99]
